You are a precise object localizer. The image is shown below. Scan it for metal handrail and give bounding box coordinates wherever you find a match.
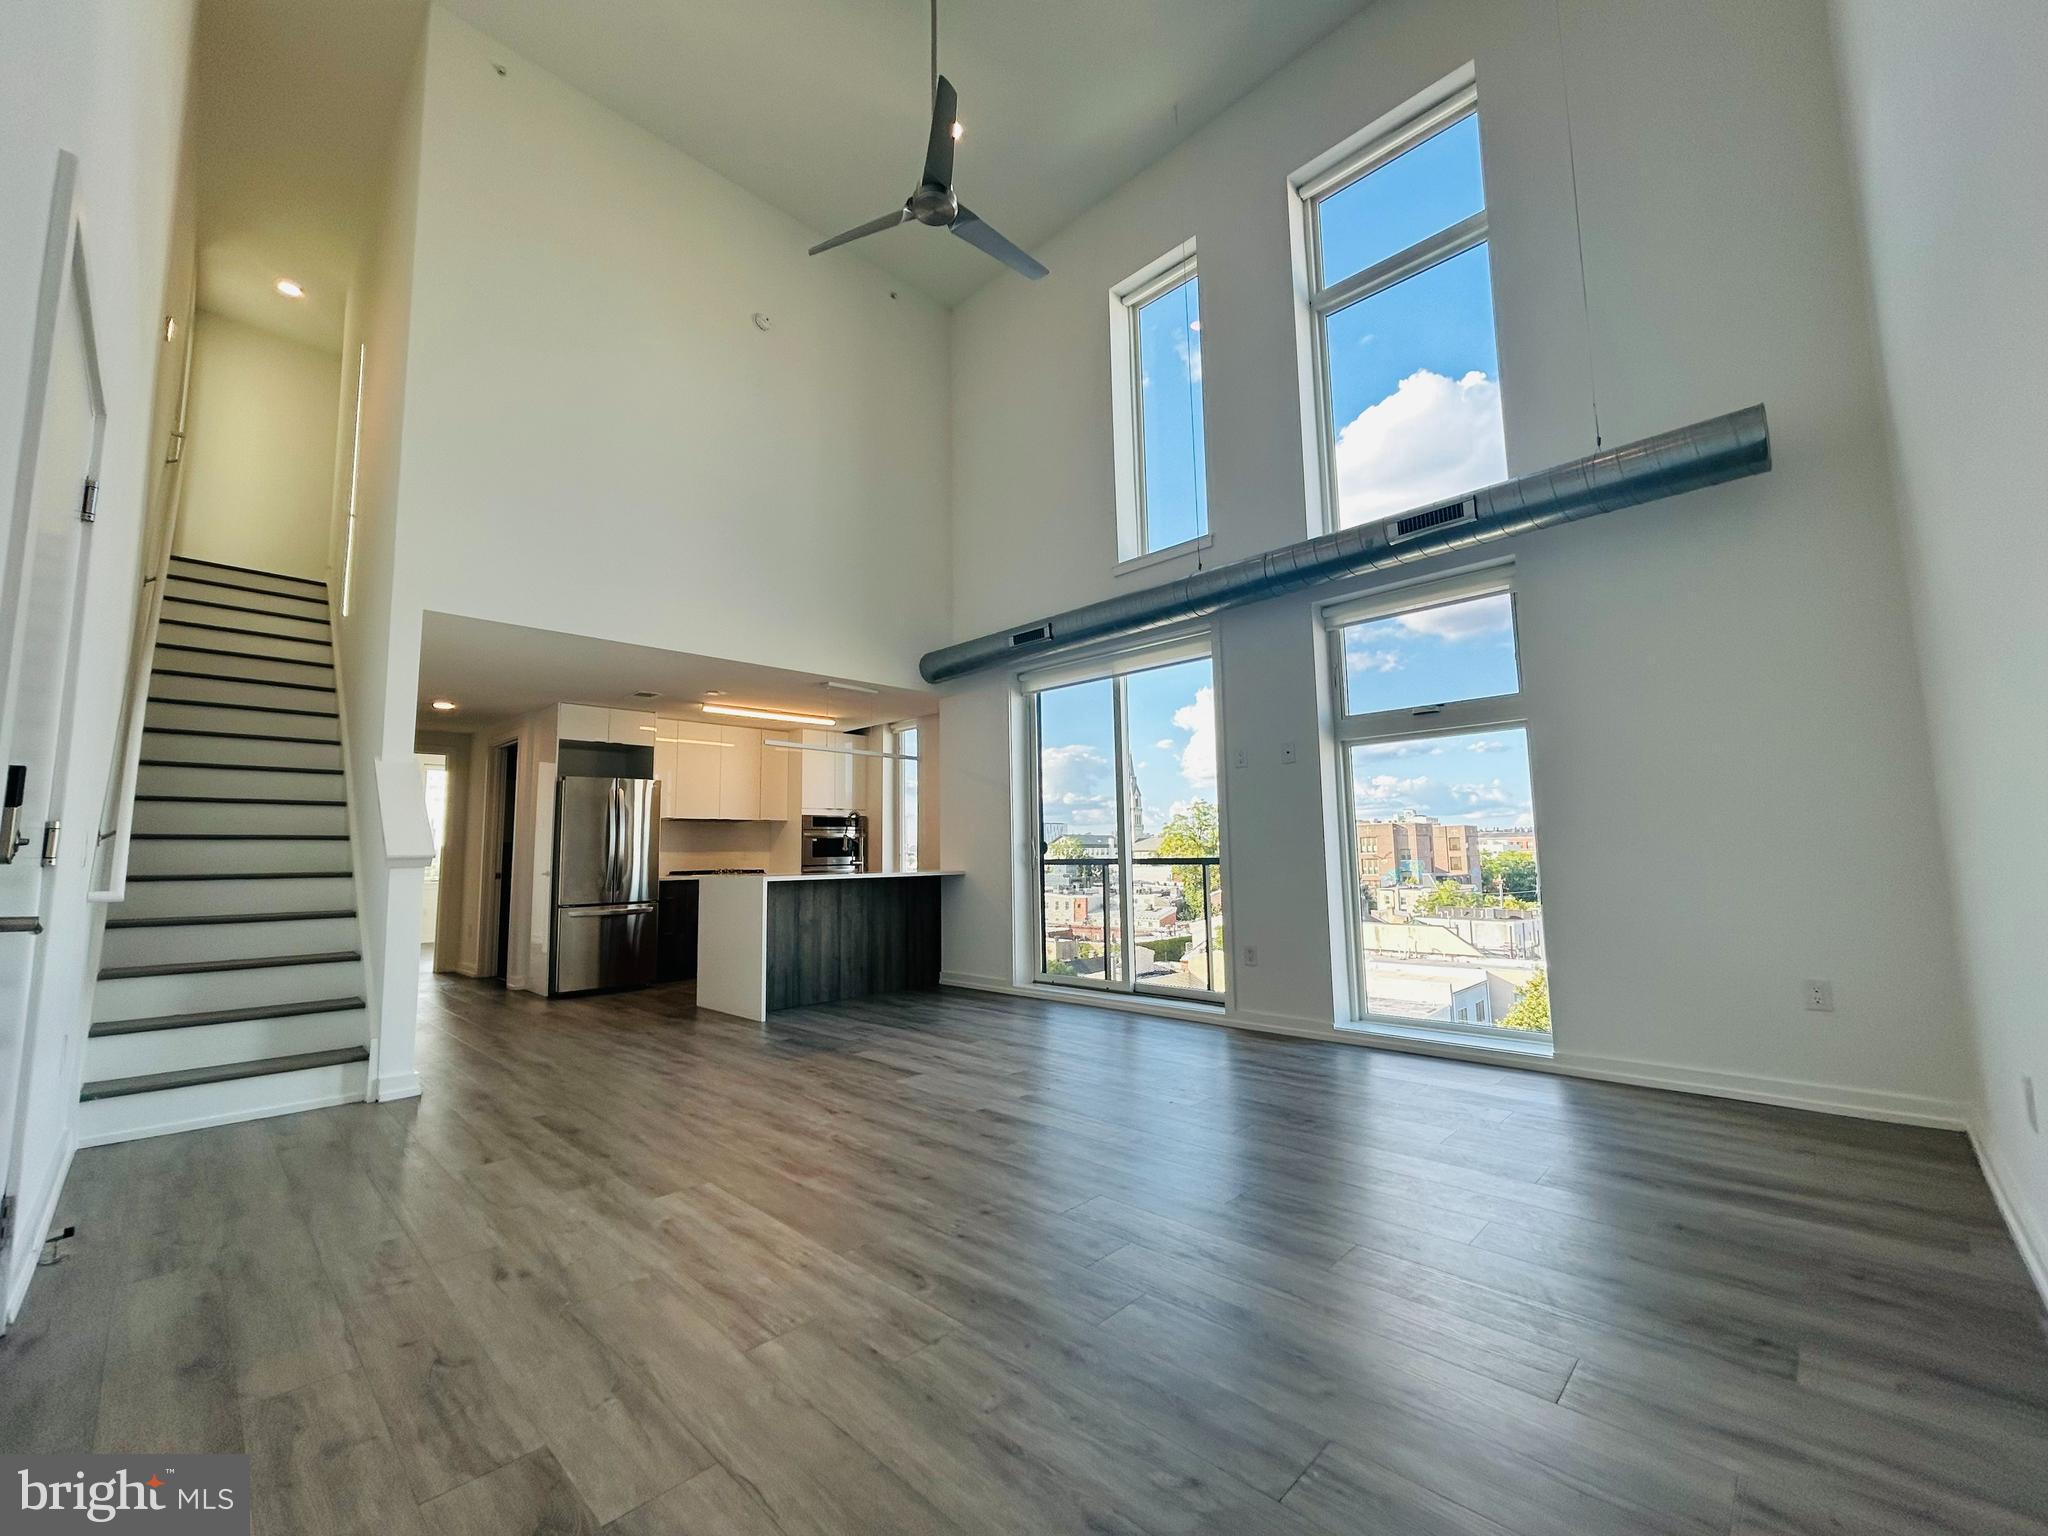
[1040,855,1223,992]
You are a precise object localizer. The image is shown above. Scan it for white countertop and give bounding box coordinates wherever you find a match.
[664,869,962,882]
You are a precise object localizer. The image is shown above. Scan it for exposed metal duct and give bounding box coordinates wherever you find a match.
[920,404,1770,684]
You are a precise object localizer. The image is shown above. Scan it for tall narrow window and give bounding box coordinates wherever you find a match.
[1300,77,1505,532]
[891,723,920,872]
[1111,248,1209,565]
[1326,574,1549,1043]
[1031,642,1223,998]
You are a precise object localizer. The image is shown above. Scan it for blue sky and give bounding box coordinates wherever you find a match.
[1136,275,1208,551]
[1037,658,1215,844]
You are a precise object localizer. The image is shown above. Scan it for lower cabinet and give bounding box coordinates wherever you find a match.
[657,880,700,982]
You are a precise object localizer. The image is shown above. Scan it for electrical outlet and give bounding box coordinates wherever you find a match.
[2026,1076,2039,1134]
[1804,979,1835,1013]
[1233,746,1249,771]
[1242,944,1259,968]
[1280,741,1299,765]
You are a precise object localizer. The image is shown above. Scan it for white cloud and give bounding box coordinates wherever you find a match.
[1345,647,1403,674]
[1354,773,1433,807]
[1466,738,1508,753]
[1154,739,1175,752]
[1395,589,1514,643]
[1172,687,1216,791]
[1039,744,1115,831]
[1334,369,1507,529]
[1449,779,1521,811]
[1174,333,1203,385]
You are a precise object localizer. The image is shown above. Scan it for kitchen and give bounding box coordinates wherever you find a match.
[412,614,952,1020]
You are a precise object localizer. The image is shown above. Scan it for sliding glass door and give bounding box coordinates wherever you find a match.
[1033,647,1223,999]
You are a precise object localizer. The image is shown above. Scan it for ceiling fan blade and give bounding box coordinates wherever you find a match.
[808,205,912,256]
[951,205,1048,279]
[923,75,959,189]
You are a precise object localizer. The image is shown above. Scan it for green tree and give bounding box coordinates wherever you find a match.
[1501,971,1551,1032]
[1155,800,1220,918]
[1045,834,1092,861]
[1480,851,1539,902]
[1415,881,1481,913]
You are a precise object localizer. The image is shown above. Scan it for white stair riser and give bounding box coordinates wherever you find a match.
[156,621,330,665]
[145,700,339,742]
[78,1059,368,1147]
[152,646,335,687]
[158,598,330,643]
[150,673,337,711]
[87,1008,368,1081]
[163,578,329,621]
[168,560,328,601]
[128,837,351,877]
[116,875,356,920]
[138,764,344,799]
[94,958,365,1023]
[133,799,348,837]
[102,915,360,969]
[140,736,342,773]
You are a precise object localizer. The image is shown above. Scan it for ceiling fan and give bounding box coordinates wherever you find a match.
[807,0,1048,279]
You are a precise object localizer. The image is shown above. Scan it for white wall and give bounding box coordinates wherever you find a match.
[1829,0,2048,1274]
[176,309,340,578]
[940,0,1972,1126]
[0,0,197,1315]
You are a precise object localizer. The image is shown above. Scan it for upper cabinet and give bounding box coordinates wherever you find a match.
[607,708,657,745]
[557,703,658,745]
[799,729,863,812]
[656,717,787,822]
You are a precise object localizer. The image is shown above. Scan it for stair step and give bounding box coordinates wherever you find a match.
[156,591,332,626]
[141,735,342,772]
[133,798,348,836]
[152,668,337,699]
[163,574,329,614]
[106,908,356,928]
[114,874,357,920]
[153,642,334,680]
[157,620,331,664]
[93,954,365,1022]
[168,554,326,592]
[158,598,330,643]
[145,700,339,742]
[88,993,368,1036]
[128,833,351,878]
[80,1045,369,1102]
[100,949,360,981]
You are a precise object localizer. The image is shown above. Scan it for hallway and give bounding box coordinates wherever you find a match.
[4,972,2045,1534]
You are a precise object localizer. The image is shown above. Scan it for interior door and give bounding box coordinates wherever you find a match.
[0,175,105,1298]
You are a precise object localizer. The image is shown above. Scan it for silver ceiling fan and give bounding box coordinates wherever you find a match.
[807,0,1048,279]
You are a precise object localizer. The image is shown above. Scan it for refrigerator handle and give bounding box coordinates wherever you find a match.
[607,780,624,905]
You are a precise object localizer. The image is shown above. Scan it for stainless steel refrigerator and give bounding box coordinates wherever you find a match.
[550,774,659,995]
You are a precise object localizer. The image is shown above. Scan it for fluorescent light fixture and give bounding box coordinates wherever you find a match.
[430,699,458,712]
[276,279,306,299]
[820,680,880,695]
[701,703,837,727]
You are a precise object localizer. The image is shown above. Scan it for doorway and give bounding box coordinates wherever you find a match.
[416,752,449,957]
[490,740,518,982]
[0,156,107,1313]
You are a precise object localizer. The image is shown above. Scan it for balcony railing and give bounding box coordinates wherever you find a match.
[1040,855,1223,995]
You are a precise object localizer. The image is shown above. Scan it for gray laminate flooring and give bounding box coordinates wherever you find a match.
[4,970,2045,1534]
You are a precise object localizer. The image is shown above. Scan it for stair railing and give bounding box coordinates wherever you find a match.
[89,323,191,904]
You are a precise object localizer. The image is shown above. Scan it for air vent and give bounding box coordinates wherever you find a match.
[1386,499,1476,545]
[1009,623,1054,648]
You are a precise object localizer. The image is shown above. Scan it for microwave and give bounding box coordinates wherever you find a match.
[801,813,866,873]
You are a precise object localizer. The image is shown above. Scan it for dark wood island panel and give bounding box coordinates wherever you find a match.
[763,876,941,1011]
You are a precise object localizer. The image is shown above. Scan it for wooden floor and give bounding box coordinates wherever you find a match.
[5,972,2047,1535]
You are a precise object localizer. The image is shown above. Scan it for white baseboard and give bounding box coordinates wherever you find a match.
[1971,1122,2048,1308]
[375,1071,422,1102]
[4,1127,77,1326]
[935,972,1968,1130]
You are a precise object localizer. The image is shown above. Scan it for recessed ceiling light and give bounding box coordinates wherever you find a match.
[276,279,305,299]
[701,703,837,727]
[632,689,659,699]
[950,120,964,141]
[429,699,458,712]
[703,689,726,697]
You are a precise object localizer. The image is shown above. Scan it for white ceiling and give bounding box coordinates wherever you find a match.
[415,612,936,734]
[436,0,1373,305]
[193,0,427,349]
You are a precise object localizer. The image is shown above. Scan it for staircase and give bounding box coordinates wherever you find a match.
[80,554,370,1143]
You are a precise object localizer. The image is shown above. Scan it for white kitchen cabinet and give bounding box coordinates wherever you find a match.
[800,729,860,812]
[556,702,609,743]
[759,735,790,821]
[667,721,724,819]
[717,725,761,819]
[608,708,657,745]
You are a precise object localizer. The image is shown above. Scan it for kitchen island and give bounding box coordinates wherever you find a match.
[694,871,961,1021]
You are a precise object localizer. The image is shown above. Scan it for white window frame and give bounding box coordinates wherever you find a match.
[1021,630,1227,1004]
[1108,240,1213,572]
[1323,566,1551,1047]
[1292,67,1498,537]
[888,721,920,872]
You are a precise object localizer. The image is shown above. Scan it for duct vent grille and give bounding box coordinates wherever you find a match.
[1009,623,1053,648]
[1387,499,1476,544]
